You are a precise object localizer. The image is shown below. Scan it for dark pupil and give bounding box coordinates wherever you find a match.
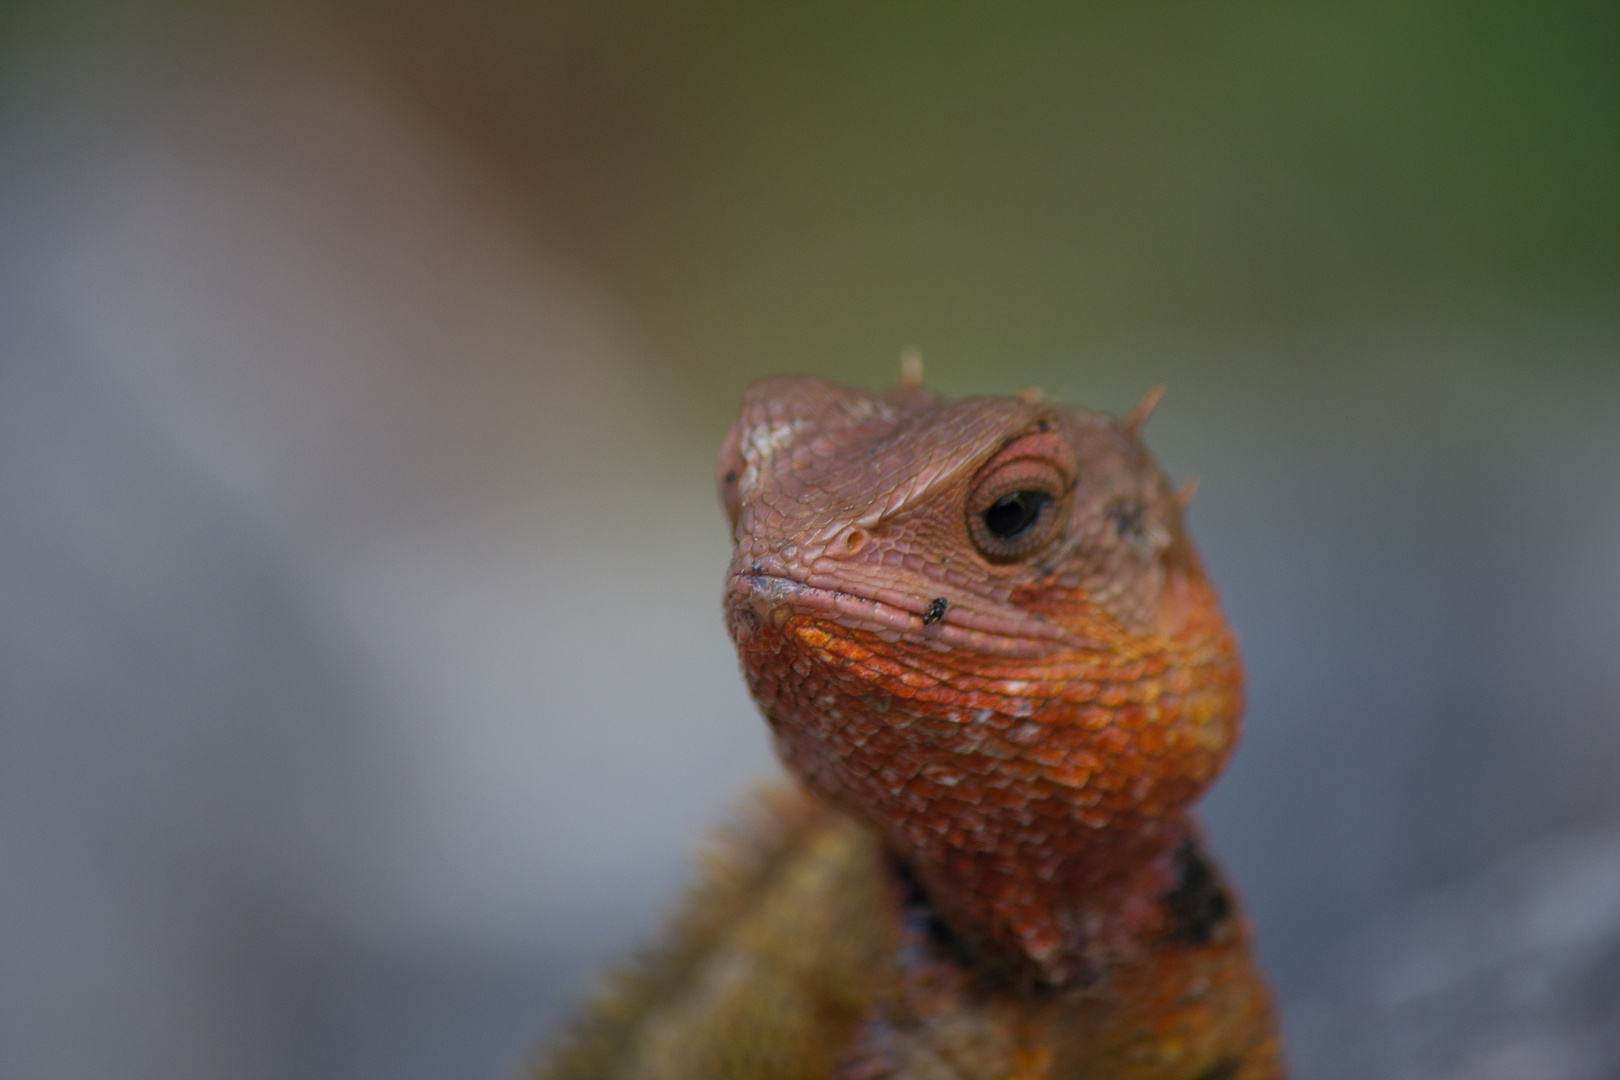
[983,491,1050,540]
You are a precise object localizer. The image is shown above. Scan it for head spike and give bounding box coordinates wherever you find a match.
[1176,475,1201,508]
[1017,386,1045,404]
[1123,384,1165,437]
[899,347,925,389]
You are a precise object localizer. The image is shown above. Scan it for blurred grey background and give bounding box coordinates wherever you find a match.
[0,4,1616,1078]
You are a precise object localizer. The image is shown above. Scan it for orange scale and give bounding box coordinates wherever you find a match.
[956,806,987,832]
[913,654,969,682]
[996,758,1044,782]
[1076,706,1114,732]
[1131,678,1164,704]
[877,766,912,792]
[1078,807,1114,829]
[1072,786,1104,809]
[1025,675,1074,697]
[891,741,931,769]
[1118,655,1156,679]
[898,787,935,815]
[917,759,964,784]
[970,735,1022,762]
[824,732,855,757]
[1049,735,1100,764]
[1046,763,1093,791]
[984,787,1030,813]
[908,683,968,708]
[1114,705,1148,732]
[891,667,942,691]
[974,710,1021,733]
[1069,748,1103,772]
[1022,744,1070,768]
[789,624,832,650]
[965,691,1019,715]
[1095,726,1131,755]
[942,673,999,697]
[1092,766,1128,794]
[844,752,883,781]
[862,724,908,754]
[951,786,987,812]
[902,780,940,810]
[820,637,875,666]
[1136,726,1167,756]
[1097,682,1132,708]
[852,649,912,678]
[1033,657,1089,680]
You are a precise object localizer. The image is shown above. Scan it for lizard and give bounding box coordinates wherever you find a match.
[536,363,1285,1080]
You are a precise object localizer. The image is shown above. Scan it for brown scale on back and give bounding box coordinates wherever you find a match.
[537,369,1284,1080]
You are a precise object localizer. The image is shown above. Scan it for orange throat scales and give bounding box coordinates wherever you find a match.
[728,565,1243,986]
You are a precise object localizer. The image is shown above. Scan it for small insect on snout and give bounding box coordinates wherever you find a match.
[922,597,948,625]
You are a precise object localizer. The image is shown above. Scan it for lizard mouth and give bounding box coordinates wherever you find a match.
[727,571,1088,658]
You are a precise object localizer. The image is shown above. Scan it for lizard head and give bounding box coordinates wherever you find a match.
[718,373,1244,984]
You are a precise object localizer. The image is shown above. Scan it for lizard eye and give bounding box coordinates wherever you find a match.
[967,458,1068,563]
[984,492,1051,539]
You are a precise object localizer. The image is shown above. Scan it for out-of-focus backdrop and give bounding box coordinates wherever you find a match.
[1,4,1617,1078]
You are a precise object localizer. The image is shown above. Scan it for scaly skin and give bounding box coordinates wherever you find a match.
[718,372,1282,1077]
[536,370,1283,1080]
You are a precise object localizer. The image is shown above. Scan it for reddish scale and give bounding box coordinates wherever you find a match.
[720,375,1246,988]
[737,589,1241,984]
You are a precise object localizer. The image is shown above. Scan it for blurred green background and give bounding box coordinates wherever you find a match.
[1,4,1617,1079]
[346,1,1618,419]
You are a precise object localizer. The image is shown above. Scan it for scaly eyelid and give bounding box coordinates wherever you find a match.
[972,428,1076,489]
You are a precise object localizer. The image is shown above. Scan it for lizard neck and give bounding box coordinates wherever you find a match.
[729,568,1244,987]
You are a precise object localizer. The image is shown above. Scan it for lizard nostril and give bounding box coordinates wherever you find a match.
[841,529,867,555]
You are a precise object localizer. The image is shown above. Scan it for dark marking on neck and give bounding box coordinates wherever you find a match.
[1162,836,1233,947]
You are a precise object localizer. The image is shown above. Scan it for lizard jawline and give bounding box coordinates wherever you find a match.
[728,572,1089,659]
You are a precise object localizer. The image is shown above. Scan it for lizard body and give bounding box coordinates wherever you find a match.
[538,372,1284,1079]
